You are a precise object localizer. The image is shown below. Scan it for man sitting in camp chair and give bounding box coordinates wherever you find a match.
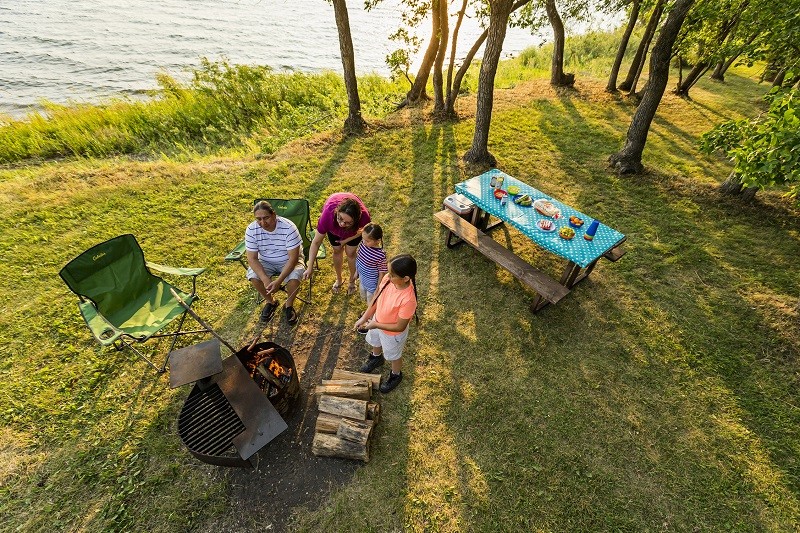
[245,200,306,325]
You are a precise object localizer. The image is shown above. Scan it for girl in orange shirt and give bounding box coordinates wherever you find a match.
[354,254,418,393]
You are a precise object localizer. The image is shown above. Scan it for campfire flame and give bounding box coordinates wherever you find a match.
[268,358,292,381]
[244,347,292,387]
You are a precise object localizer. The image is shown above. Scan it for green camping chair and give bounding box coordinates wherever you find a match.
[225,198,326,304]
[59,234,212,373]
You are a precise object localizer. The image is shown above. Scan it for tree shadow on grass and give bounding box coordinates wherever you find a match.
[424,178,799,528]
[408,87,800,529]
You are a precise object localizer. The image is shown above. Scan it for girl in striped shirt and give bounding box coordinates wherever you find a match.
[355,223,388,304]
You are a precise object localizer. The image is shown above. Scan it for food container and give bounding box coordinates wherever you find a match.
[443,193,475,215]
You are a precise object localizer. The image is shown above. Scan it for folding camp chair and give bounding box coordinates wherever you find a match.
[59,234,212,373]
[225,198,326,304]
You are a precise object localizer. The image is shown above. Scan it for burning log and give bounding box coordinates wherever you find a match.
[312,432,370,462]
[314,380,372,401]
[256,364,284,390]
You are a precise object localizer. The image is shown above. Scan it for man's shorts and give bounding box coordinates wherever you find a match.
[246,259,305,282]
[365,327,409,361]
[327,232,362,248]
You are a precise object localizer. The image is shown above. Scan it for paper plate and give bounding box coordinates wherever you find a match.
[537,219,556,232]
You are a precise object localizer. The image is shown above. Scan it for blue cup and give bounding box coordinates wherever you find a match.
[584,219,599,240]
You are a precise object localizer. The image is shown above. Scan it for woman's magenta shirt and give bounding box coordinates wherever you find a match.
[316,192,371,240]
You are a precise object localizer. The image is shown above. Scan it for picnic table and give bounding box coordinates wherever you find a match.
[435,170,626,312]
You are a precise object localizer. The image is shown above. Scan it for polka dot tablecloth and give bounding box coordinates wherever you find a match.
[455,170,626,268]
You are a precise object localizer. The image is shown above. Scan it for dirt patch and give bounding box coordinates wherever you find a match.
[198,317,375,532]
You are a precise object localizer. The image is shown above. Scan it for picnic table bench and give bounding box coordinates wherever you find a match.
[434,209,570,305]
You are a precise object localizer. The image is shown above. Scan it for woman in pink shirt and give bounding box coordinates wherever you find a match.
[304,192,371,294]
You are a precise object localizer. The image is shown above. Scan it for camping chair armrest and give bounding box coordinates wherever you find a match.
[145,262,206,277]
[79,300,123,346]
[146,262,206,296]
[225,240,247,266]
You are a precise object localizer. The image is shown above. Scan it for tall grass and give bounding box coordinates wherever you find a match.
[0,59,404,163]
[0,30,646,165]
[0,30,652,165]
[515,27,644,79]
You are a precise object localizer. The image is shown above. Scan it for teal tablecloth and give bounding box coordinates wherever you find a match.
[455,170,626,268]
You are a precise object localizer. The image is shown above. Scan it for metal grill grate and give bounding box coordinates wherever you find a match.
[178,383,245,457]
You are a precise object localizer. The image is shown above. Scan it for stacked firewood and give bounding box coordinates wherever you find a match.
[311,369,381,462]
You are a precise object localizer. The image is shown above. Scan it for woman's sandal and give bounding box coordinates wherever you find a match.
[347,281,357,296]
[331,281,342,294]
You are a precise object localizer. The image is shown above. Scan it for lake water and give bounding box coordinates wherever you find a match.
[0,0,560,119]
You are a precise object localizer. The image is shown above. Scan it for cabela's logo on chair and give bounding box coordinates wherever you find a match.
[93,252,106,261]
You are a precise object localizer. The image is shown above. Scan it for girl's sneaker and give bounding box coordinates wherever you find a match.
[379,371,402,393]
[359,354,384,373]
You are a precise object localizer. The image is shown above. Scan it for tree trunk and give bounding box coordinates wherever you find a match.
[618,0,665,92]
[463,0,515,167]
[627,31,653,97]
[546,0,574,86]
[400,1,441,108]
[332,0,366,134]
[607,0,641,92]
[677,10,742,96]
[448,31,488,116]
[675,61,709,97]
[433,0,450,117]
[712,31,758,81]
[772,68,787,87]
[719,172,758,200]
[445,0,469,118]
[609,0,695,174]
[446,0,530,117]
[710,60,726,81]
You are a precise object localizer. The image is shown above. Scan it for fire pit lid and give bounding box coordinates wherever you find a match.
[168,339,224,388]
[215,354,288,459]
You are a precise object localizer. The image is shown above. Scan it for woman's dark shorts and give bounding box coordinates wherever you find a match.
[328,232,362,248]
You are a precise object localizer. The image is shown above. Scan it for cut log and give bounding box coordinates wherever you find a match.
[321,379,370,388]
[312,432,370,462]
[313,382,371,401]
[366,401,381,424]
[336,418,372,445]
[318,395,368,420]
[315,412,375,434]
[331,369,381,388]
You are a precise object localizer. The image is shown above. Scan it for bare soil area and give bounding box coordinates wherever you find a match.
[199,306,374,532]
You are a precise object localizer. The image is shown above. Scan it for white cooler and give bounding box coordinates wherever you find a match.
[442,193,474,216]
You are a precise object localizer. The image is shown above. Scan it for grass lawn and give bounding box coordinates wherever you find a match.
[1,65,798,531]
